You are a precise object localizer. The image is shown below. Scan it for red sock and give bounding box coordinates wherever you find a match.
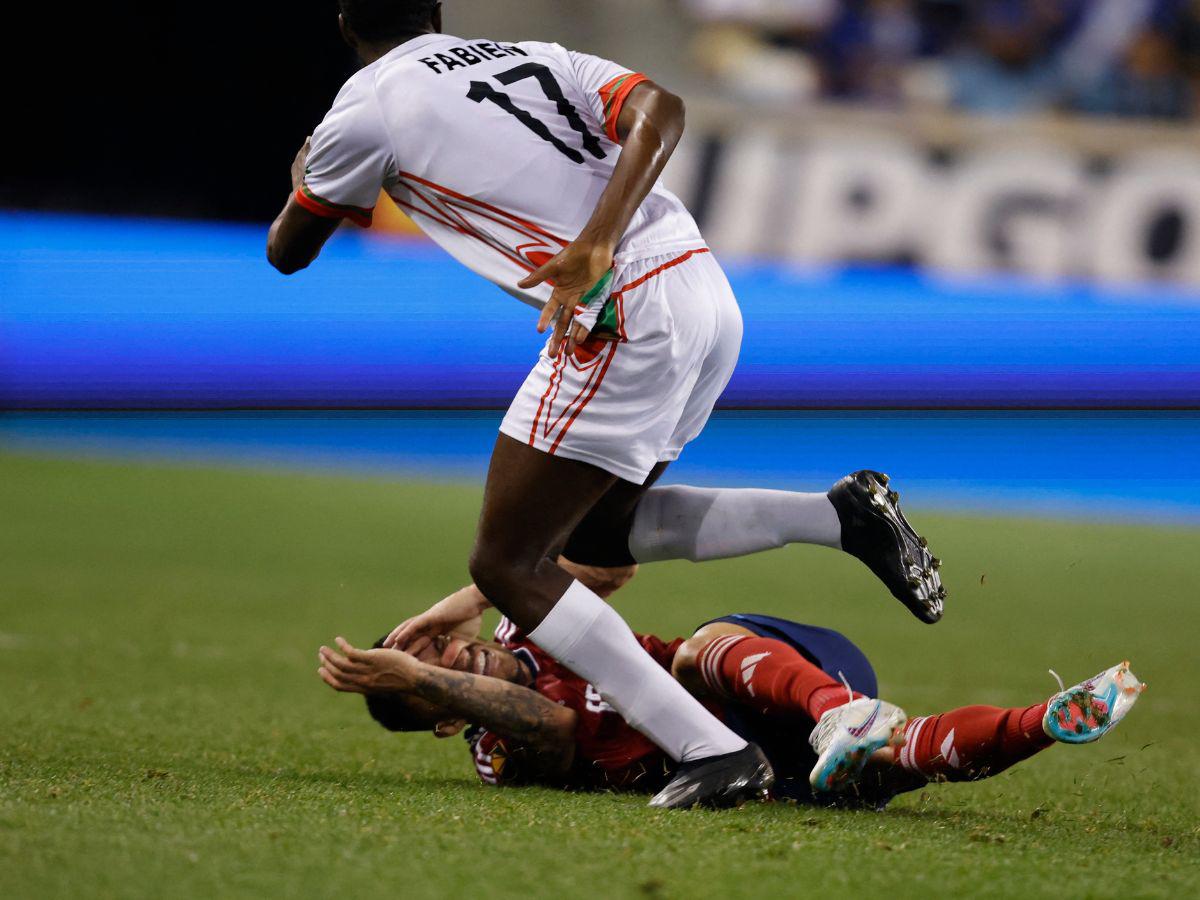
[897,703,1053,782]
[696,635,865,720]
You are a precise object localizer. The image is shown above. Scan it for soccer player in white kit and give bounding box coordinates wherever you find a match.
[268,0,945,809]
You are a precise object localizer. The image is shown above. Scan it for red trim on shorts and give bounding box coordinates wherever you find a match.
[611,247,710,340]
[613,248,710,297]
[529,349,568,445]
[537,339,608,443]
[549,342,619,454]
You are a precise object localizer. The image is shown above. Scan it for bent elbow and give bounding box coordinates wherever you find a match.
[660,89,686,139]
[266,242,306,275]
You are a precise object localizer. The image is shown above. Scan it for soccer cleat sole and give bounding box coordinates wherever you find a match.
[1044,661,1146,744]
[809,703,907,795]
[830,471,945,624]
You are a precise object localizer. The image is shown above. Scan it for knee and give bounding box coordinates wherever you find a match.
[670,638,702,681]
[467,541,529,603]
[670,634,712,692]
[671,623,746,692]
[558,558,637,599]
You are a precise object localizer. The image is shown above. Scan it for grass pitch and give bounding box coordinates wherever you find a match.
[1,451,1197,898]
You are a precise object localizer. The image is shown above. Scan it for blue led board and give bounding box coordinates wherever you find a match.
[3,213,1197,408]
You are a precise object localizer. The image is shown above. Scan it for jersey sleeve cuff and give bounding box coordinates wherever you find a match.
[294,186,374,228]
[598,72,649,144]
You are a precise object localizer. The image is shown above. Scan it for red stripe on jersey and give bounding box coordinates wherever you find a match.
[396,171,568,247]
[390,173,568,281]
[396,180,539,274]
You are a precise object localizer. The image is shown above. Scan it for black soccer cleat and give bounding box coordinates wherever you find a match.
[648,743,774,810]
[828,470,946,624]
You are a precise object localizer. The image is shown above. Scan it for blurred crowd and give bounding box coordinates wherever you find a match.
[682,0,1200,119]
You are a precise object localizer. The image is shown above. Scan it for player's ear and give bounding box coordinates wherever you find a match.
[433,719,466,738]
[337,14,358,52]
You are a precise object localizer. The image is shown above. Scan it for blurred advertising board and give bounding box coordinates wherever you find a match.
[570,102,1200,288]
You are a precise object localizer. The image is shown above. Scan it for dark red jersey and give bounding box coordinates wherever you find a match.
[467,616,711,792]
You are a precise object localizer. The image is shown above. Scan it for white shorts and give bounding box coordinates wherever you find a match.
[499,247,743,484]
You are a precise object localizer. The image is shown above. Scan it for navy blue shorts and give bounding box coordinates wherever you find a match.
[701,613,878,803]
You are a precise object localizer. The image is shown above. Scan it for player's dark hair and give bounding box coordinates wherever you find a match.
[337,0,439,43]
[363,635,442,732]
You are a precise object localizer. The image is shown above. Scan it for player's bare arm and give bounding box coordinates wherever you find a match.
[383,558,637,650]
[519,81,687,357]
[319,636,577,756]
[265,138,342,275]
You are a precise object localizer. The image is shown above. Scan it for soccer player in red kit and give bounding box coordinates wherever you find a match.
[318,611,1144,805]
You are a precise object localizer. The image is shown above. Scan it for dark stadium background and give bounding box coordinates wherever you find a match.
[6,2,354,223]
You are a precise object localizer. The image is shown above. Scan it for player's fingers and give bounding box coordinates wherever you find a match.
[566,321,589,358]
[404,634,433,658]
[345,647,375,665]
[318,665,348,691]
[518,259,556,291]
[537,295,561,335]
[336,637,376,664]
[549,298,577,353]
[545,320,569,361]
[383,622,409,648]
[319,666,365,694]
[320,645,364,675]
[318,646,348,672]
[386,618,429,649]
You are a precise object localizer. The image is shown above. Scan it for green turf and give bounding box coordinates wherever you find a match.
[1,451,1197,899]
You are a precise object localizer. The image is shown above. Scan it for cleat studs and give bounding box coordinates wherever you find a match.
[931,557,942,570]
[886,491,900,504]
[877,473,890,486]
[918,536,928,549]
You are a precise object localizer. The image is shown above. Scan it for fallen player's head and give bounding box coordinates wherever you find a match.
[337,0,442,44]
[364,633,531,736]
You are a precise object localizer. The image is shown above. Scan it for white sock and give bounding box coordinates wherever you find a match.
[528,580,746,762]
[628,485,842,563]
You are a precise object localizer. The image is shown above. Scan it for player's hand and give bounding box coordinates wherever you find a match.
[383,585,491,651]
[519,241,613,358]
[290,136,311,192]
[317,636,422,694]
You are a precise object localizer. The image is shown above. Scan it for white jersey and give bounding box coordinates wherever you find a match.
[298,33,705,313]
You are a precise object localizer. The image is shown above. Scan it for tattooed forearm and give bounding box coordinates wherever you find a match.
[412,666,577,752]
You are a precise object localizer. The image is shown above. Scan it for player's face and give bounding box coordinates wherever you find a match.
[413,634,530,684]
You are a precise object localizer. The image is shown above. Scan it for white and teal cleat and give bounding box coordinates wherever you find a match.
[1043,661,1146,745]
[808,695,907,794]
